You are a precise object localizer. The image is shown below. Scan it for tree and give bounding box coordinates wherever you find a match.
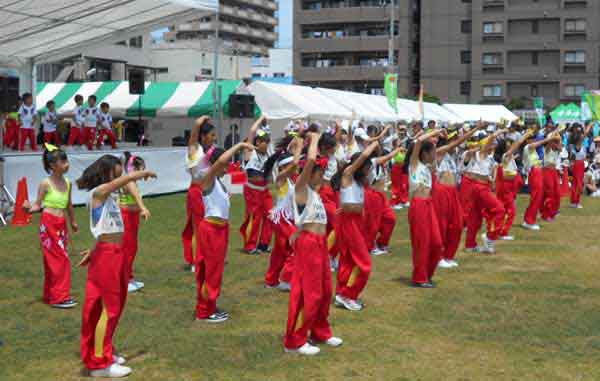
[409,93,441,105]
[505,97,527,110]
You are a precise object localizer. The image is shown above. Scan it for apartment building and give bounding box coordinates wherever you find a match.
[293,0,413,96]
[296,0,600,107]
[164,0,278,57]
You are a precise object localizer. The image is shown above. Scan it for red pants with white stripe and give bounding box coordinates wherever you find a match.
[83,127,96,150]
[497,176,521,237]
[541,167,561,220]
[239,183,273,251]
[265,218,296,286]
[390,164,409,205]
[364,187,396,251]
[182,183,204,265]
[432,183,463,261]
[319,184,340,258]
[97,129,117,149]
[39,212,71,304]
[284,231,333,349]
[570,160,585,205]
[195,220,229,319]
[408,197,442,283]
[68,126,84,146]
[524,167,543,225]
[81,242,128,370]
[336,211,371,300]
[465,180,504,248]
[459,176,476,227]
[19,128,37,151]
[120,208,140,281]
[43,131,61,145]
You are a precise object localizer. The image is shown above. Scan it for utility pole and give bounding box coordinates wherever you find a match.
[212,8,220,129]
[388,0,395,73]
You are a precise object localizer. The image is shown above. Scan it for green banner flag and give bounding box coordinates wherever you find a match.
[385,73,398,113]
[533,97,545,125]
[582,92,600,121]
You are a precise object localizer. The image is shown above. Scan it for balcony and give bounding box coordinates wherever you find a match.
[296,65,389,82]
[220,5,277,26]
[483,0,505,11]
[177,21,276,43]
[298,7,389,25]
[297,35,393,53]
[239,0,277,11]
[563,0,587,9]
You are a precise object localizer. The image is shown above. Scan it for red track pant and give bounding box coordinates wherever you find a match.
[195,220,229,319]
[265,218,296,286]
[432,183,463,261]
[336,212,371,300]
[120,208,140,281]
[390,164,409,205]
[284,231,333,349]
[497,176,521,237]
[408,198,442,283]
[524,167,543,225]
[239,184,273,251]
[83,127,96,150]
[97,129,117,149]
[541,167,560,220]
[459,176,476,227]
[68,126,84,146]
[81,242,127,370]
[570,160,585,205]
[4,125,18,149]
[182,183,204,265]
[19,128,37,151]
[561,167,571,197]
[43,131,61,145]
[465,181,504,248]
[364,187,396,251]
[319,184,340,258]
[39,212,71,304]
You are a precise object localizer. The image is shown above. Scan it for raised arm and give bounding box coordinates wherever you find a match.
[203,143,255,189]
[276,137,303,183]
[506,130,535,157]
[344,141,379,177]
[295,133,319,192]
[482,128,507,152]
[437,124,482,156]
[584,122,594,137]
[247,115,266,146]
[188,116,210,156]
[94,171,157,201]
[410,129,442,171]
[527,131,559,151]
[374,146,405,166]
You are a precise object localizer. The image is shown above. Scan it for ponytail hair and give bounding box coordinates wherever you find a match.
[403,140,435,173]
[42,146,68,174]
[263,150,291,181]
[77,155,122,191]
[122,151,145,173]
[331,152,372,191]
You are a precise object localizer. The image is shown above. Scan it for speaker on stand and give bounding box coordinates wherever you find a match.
[229,94,255,118]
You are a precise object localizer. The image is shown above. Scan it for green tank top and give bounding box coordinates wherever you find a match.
[119,192,137,206]
[43,179,70,209]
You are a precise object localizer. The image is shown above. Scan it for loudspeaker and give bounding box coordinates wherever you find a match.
[229,94,255,118]
[129,69,145,95]
[0,77,19,112]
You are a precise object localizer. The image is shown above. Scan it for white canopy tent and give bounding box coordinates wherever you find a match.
[0,0,218,93]
[443,104,518,123]
[248,81,353,121]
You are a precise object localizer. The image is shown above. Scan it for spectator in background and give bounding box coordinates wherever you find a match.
[3,99,21,150]
[42,101,61,145]
[19,93,38,151]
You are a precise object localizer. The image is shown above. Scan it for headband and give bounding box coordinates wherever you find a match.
[204,146,217,163]
[45,143,58,152]
[127,155,138,173]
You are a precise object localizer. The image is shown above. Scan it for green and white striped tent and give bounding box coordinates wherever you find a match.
[35,80,256,118]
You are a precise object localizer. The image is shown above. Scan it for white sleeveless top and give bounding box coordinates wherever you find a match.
[468,151,495,178]
[340,179,364,204]
[437,153,458,177]
[523,144,542,171]
[73,106,84,127]
[244,150,268,174]
[203,179,230,220]
[187,145,209,181]
[42,111,57,132]
[544,149,560,167]
[293,186,327,227]
[409,161,432,194]
[89,190,124,239]
[571,145,587,160]
[502,153,518,176]
[19,104,37,129]
[269,178,295,224]
[323,155,338,181]
[84,106,99,128]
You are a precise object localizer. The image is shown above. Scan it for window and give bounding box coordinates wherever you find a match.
[273,72,285,78]
[565,84,585,97]
[531,85,538,97]
[461,20,472,34]
[483,85,502,97]
[565,51,586,64]
[483,22,503,34]
[532,52,539,65]
[252,73,262,78]
[565,19,586,32]
[460,81,471,95]
[482,53,501,65]
[531,20,539,34]
[129,36,143,48]
[461,50,472,64]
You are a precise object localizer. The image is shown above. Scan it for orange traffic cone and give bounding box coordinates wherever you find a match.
[560,167,570,198]
[12,177,32,226]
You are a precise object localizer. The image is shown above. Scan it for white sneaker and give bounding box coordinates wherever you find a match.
[521,222,541,231]
[570,203,583,209]
[89,363,132,378]
[437,259,453,268]
[134,280,145,289]
[500,235,514,241]
[577,204,583,209]
[393,204,404,211]
[190,265,196,273]
[370,247,387,256]
[284,342,320,356]
[448,260,459,267]
[403,202,410,208]
[276,281,291,292]
[481,233,496,254]
[330,258,339,272]
[334,294,363,311]
[324,337,343,347]
[127,282,139,293]
[113,355,126,365]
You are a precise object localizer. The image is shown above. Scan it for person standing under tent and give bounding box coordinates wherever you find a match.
[68,94,85,148]
[284,132,343,356]
[18,92,38,151]
[82,95,100,151]
[97,103,118,150]
[42,101,61,145]
[3,99,21,150]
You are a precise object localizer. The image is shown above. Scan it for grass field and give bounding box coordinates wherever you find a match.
[1,192,600,381]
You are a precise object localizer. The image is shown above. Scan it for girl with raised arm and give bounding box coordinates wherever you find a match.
[77,155,156,378]
[284,133,342,356]
[331,141,379,311]
[541,132,563,221]
[569,122,593,208]
[182,116,217,271]
[405,129,443,288]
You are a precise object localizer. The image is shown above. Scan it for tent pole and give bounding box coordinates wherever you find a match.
[212,7,220,130]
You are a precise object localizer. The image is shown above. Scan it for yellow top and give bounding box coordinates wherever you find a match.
[43,178,70,209]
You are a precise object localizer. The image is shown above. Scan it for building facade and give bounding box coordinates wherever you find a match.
[251,48,293,83]
[295,0,600,107]
[164,0,278,57]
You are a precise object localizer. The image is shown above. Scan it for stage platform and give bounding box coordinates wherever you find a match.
[1,146,243,206]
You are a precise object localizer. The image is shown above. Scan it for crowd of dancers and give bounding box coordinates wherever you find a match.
[23,113,600,377]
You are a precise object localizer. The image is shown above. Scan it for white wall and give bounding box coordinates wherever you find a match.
[251,48,292,79]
